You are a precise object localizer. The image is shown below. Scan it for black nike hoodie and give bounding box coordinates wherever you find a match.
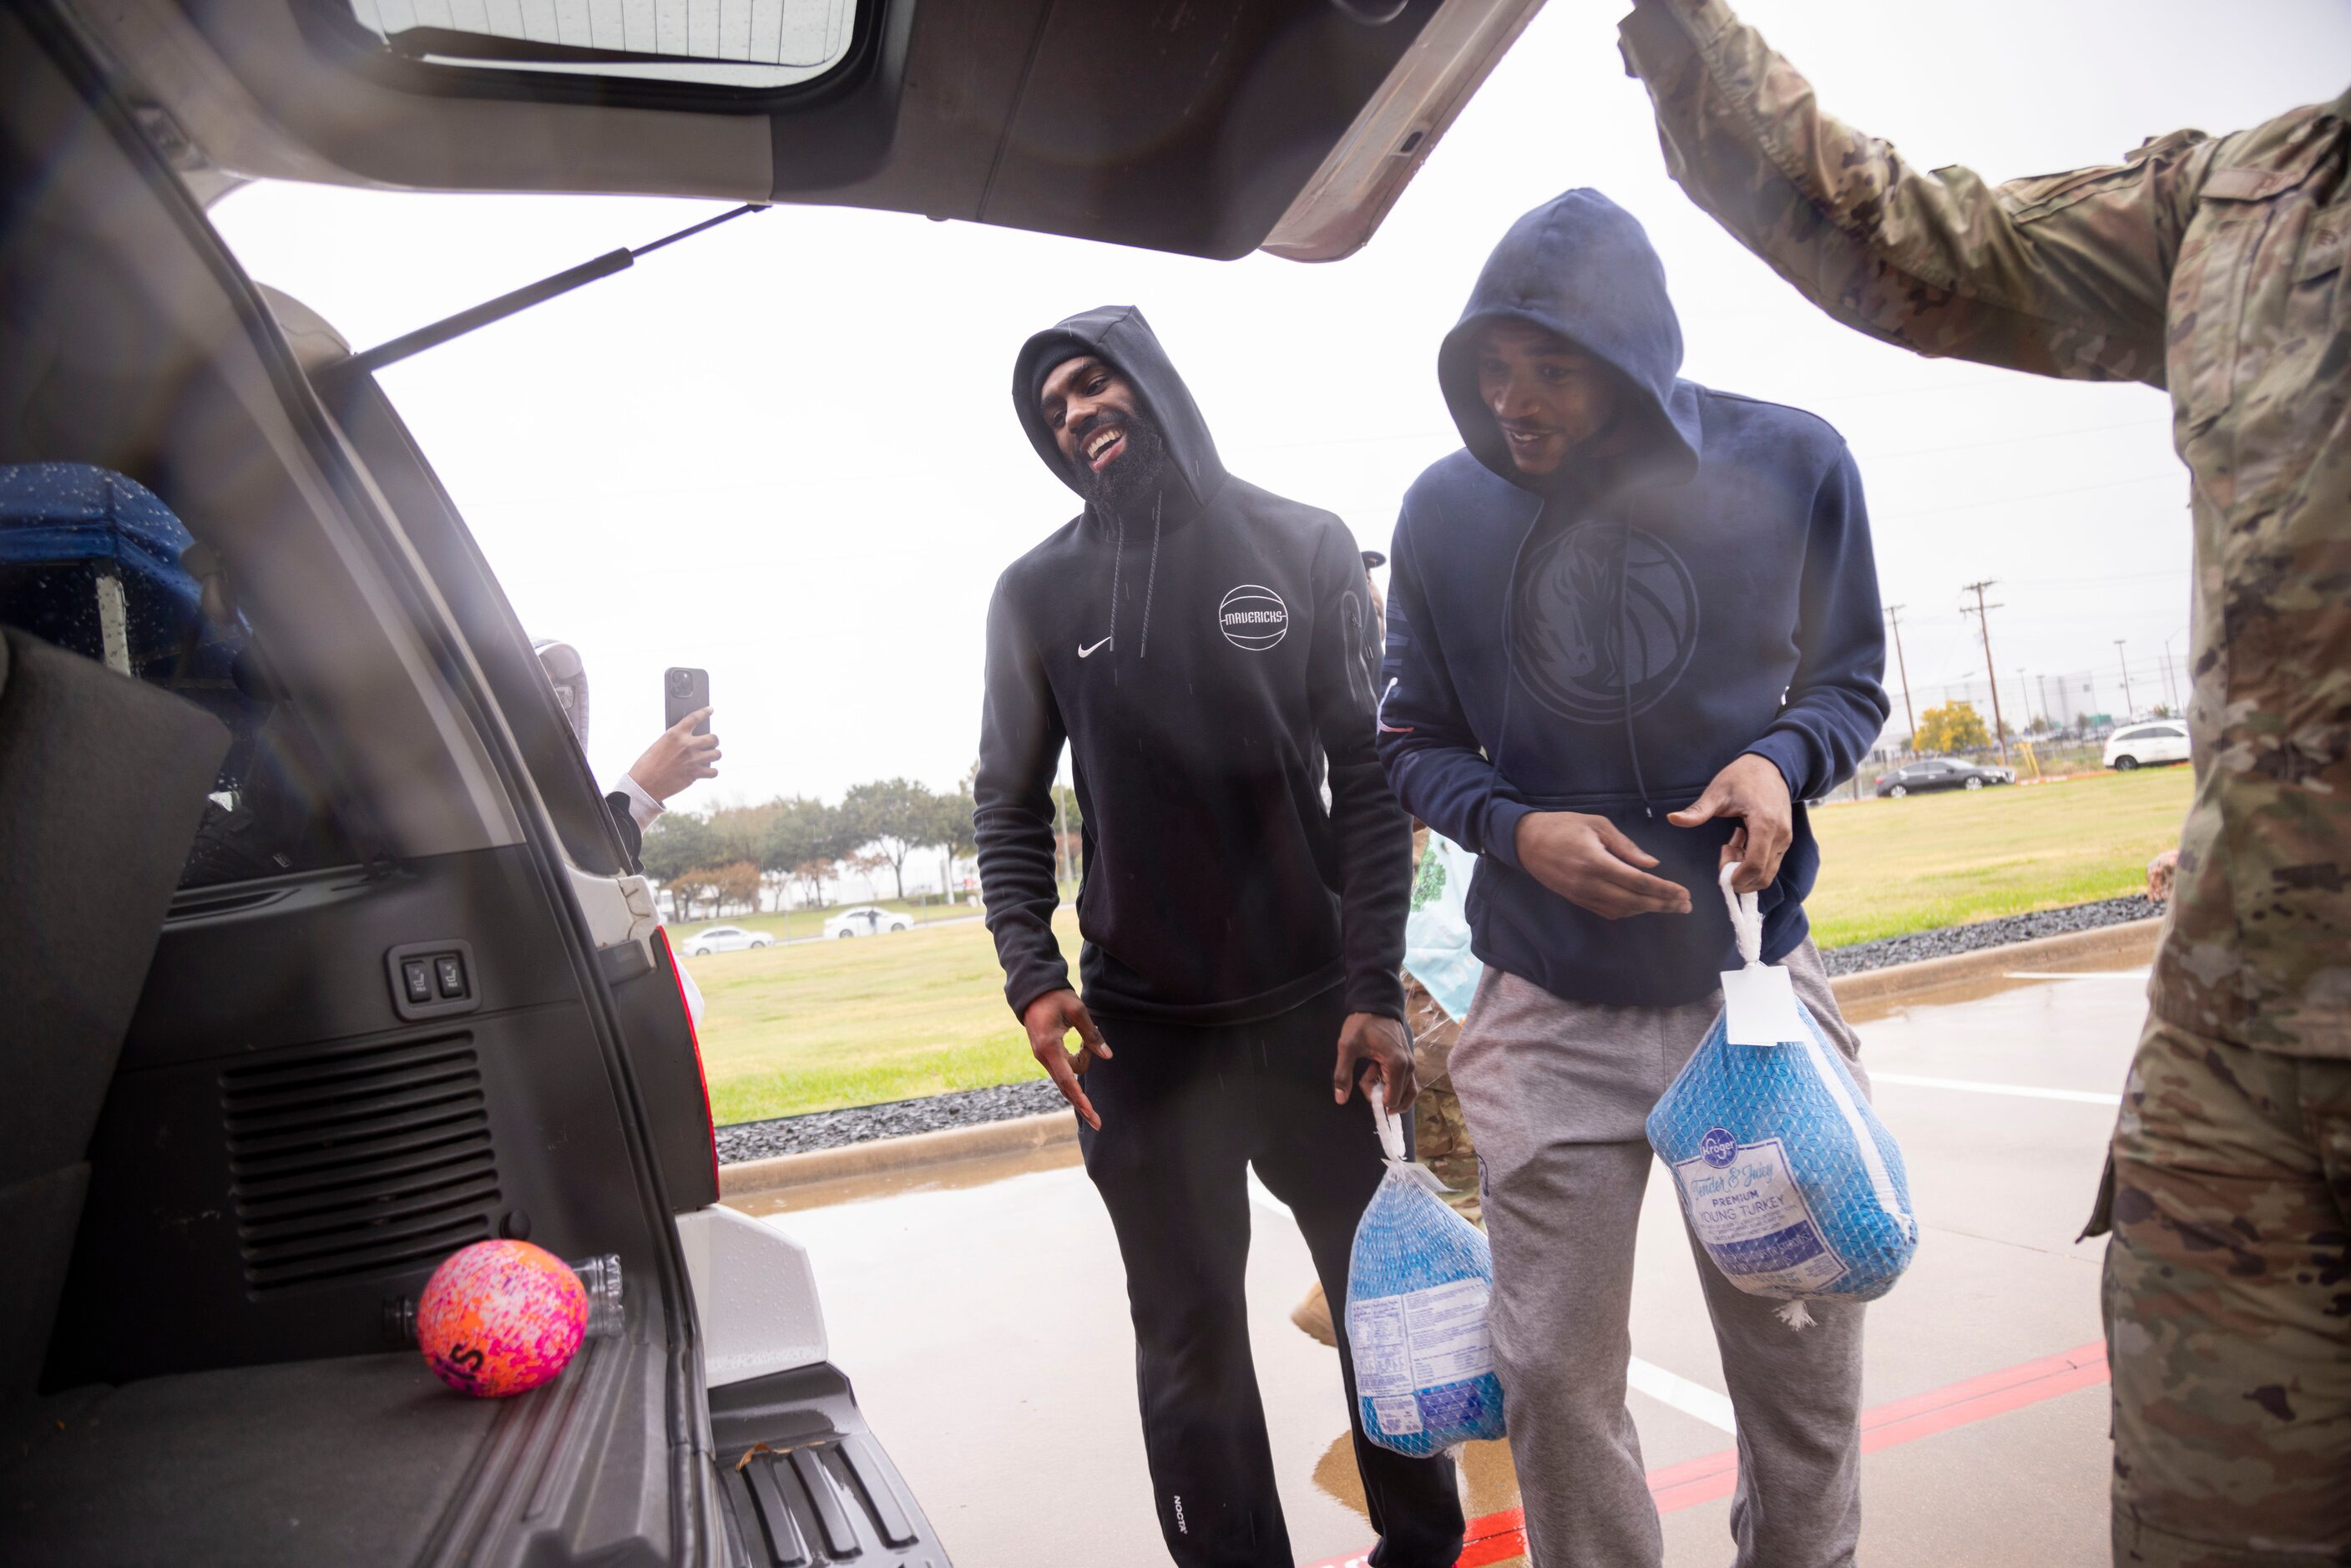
[975,306,1411,1026]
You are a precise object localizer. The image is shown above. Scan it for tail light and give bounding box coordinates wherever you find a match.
[655,926,720,1196]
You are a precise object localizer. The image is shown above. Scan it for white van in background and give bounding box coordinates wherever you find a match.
[2105,722,2192,770]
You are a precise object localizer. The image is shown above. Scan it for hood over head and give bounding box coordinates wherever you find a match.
[1438,190,1701,491]
[1012,305,1227,513]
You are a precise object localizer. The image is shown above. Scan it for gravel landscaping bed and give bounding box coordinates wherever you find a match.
[1813,893,2161,976]
[717,1079,1068,1165]
[715,893,2165,1164]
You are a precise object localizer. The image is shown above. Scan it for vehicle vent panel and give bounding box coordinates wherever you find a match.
[222,1033,500,1292]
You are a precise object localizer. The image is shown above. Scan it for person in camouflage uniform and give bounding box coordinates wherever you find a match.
[1618,3,2351,1560]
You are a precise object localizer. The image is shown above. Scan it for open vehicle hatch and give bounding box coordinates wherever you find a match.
[68,0,1545,260]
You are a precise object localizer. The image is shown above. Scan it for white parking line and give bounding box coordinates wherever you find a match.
[1873,1071,2120,1105]
[1628,1357,1738,1432]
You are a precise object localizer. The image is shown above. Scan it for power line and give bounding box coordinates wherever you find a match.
[1883,604,1916,745]
[1876,472,2183,524]
[1858,416,2169,463]
[1959,579,2010,765]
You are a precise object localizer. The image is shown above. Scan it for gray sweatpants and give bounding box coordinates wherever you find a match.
[1449,940,1868,1568]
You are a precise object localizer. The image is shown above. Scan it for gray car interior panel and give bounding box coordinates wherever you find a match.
[1,10,708,1562]
[79,0,1493,260]
[0,12,523,864]
[2,1337,687,1567]
[0,629,228,1399]
[316,370,724,1212]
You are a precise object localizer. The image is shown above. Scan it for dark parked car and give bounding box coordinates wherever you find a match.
[1873,758,2016,797]
[0,3,1539,1564]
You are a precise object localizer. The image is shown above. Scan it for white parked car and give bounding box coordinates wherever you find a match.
[683,924,770,956]
[2105,721,2192,771]
[825,905,913,938]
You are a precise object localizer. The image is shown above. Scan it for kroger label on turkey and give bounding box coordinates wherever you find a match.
[1672,1136,1848,1294]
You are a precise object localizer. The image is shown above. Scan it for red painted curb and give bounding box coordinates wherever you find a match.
[1297,1341,2111,1568]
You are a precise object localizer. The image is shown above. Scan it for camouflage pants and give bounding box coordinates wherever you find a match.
[2103,1018,2351,1566]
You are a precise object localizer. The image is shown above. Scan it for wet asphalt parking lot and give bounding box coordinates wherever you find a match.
[737,958,2147,1567]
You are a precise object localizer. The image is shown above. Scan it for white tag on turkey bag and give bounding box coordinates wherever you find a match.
[1721,964,1806,1045]
[1716,864,1807,1045]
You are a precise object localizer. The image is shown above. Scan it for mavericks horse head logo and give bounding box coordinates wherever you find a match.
[1510,522,1697,723]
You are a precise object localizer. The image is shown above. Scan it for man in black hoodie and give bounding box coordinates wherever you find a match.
[975,306,1464,1568]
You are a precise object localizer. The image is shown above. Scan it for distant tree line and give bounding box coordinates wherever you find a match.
[640,775,996,923]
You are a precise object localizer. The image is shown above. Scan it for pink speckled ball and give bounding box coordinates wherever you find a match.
[417,1240,587,1398]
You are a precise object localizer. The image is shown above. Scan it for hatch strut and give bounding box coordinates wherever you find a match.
[336,202,766,378]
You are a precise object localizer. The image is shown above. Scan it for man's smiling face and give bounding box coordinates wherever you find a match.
[1471,320,1624,478]
[1042,354,1141,477]
[1040,352,1167,513]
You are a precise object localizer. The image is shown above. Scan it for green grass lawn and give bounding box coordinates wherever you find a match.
[695,911,1074,1125]
[1804,766,2191,947]
[697,766,2193,1125]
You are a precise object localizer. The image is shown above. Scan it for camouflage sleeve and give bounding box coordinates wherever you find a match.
[1617,0,2215,387]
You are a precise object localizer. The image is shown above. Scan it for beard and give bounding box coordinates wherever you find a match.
[1073,412,1169,518]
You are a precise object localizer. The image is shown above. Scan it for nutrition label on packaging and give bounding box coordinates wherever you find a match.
[1672,1134,1848,1293]
[1346,1278,1494,1434]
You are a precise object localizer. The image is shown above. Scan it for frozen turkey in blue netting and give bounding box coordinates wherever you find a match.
[1647,998,1918,1306]
[1343,1166,1506,1455]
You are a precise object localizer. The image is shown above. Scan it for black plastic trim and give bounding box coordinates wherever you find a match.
[383,937,481,1021]
[709,1363,950,1567]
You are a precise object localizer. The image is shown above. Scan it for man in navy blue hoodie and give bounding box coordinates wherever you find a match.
[1378,192,1891,1567]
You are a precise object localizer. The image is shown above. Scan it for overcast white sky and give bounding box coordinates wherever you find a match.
[214,1,2351,811]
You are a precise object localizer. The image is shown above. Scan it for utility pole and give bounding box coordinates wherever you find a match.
[2038,673,2053,735]
[2115,640,2135,720]
[1960,580,2010,764]
[2018,667,2032,731]
[1883,605,1918,752]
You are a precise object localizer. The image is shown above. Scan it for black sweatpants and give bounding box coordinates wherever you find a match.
[1076,987,1465,1568]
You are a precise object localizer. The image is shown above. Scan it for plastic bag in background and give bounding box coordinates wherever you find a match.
[1343,1085,1506,1455]
[1402,832,1482,1024]
[1647,867,1918,1325]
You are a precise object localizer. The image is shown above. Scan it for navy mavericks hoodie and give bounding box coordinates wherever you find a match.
[975,306,1412,1025]
[1378,191,1889,1007]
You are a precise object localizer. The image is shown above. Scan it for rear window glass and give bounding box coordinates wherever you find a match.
[338,0,859,89]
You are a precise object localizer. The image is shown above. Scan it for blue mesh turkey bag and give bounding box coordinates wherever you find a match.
[1343,1085,1505,1454]
[1647,867,1918,1325]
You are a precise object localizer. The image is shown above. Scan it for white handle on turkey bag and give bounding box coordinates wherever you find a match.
[1719,861,1764,966]
[1367,1080,1408,1161]
[1367,1080,1453,1195]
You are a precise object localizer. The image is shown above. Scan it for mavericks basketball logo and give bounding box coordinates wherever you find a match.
[1218,584,1288,650]
[1511,521,1698,723]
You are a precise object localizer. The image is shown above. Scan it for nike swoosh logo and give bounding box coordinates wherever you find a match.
[1078,637,1112,659]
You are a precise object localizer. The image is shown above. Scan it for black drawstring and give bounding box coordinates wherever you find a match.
[1140,493,1161,660]
[1616,514,1655,819]
[1106,508,1125,685]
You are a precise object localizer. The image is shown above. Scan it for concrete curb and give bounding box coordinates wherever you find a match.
[717,917,2165,1200]
[720,1106,1074,1199]
[1825,917,2160,1013]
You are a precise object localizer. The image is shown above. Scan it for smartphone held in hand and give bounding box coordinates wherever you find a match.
[663,666,710,734]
